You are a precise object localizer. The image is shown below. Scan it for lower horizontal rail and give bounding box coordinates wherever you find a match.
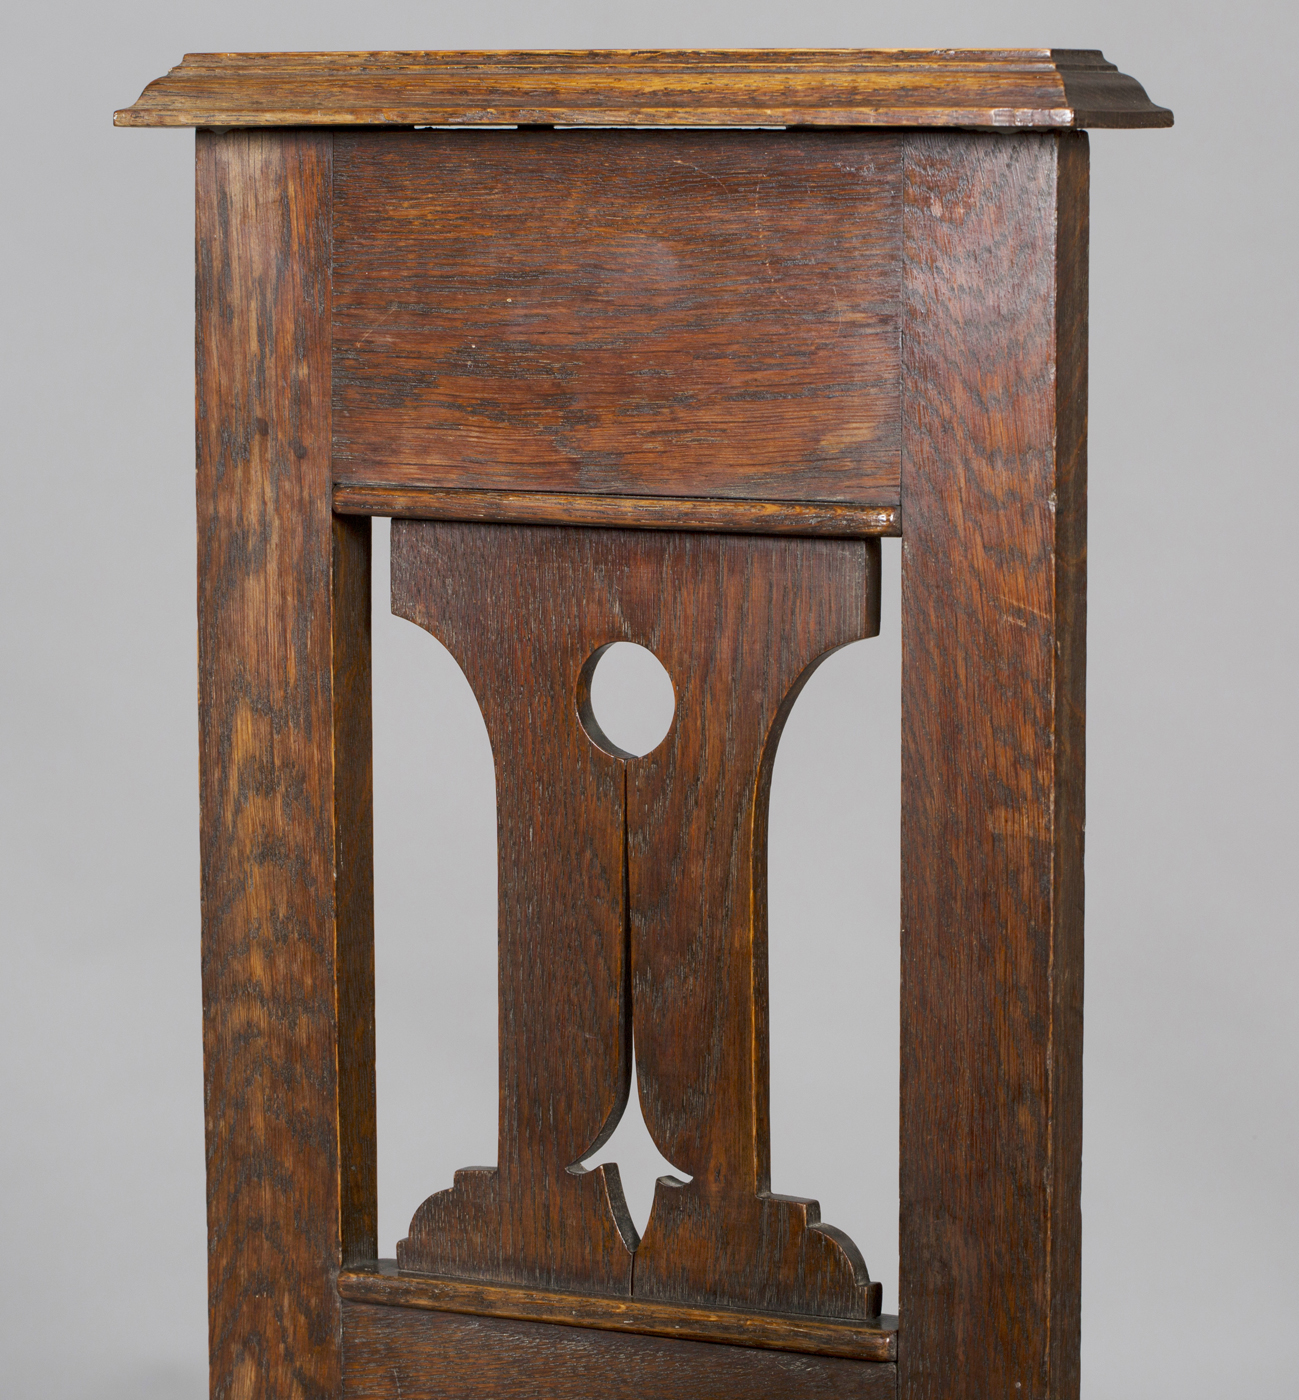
[338,1262,898,1363]
[332,482,902,537]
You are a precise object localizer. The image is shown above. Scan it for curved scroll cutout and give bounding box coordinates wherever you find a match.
[571,1049,694,1245]
[373,542,498,1262]
[767,622,901,1314]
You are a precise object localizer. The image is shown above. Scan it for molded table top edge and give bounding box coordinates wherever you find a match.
[115,48,1172,130]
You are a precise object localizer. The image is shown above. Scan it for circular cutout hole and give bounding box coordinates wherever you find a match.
[579,642,676,758]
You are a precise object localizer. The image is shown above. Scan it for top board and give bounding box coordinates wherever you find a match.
[116,49,1171,130]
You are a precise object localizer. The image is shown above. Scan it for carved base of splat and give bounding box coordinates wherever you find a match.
[397,1163,637,1294]
[392,521,883,1324]
[636,1181,882,1320]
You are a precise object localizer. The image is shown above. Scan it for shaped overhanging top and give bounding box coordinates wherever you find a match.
[115,48,1171,130]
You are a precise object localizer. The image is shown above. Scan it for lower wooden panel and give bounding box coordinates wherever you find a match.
[342,1302,897,1399]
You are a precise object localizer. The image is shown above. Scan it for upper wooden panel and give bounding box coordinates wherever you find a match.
[332,129,901,507]
[115,49,1171,130]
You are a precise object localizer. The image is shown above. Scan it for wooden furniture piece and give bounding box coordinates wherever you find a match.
[117,50,1170,1400]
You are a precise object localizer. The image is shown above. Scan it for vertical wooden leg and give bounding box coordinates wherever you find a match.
[197,129,375,1400]
[899,130,1088,1400]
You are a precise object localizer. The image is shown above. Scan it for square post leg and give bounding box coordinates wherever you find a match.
[196,129,375,1400]
[899,130,1088,1400]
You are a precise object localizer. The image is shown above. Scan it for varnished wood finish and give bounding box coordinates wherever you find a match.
[116,49,1171,130]
[118,59,1169,1394]
[197,129,375,1398]
[334,515,377,1267]
[897,130,1087,1399]
[332,130,901,509]
[391,522,881,1321]
[622,532,880,1320]
[391,520,638,1297]
[1050,134,1089,1400]
[333,483,902,537]
[339,1262,897,1361]
[341,1301,898,1399]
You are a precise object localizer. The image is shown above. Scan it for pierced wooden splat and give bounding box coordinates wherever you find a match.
[391,520,881,1321]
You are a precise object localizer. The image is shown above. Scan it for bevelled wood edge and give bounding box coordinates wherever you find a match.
[115,48,1170,130]
[337,1264,898,1362]
[332,484,901,537]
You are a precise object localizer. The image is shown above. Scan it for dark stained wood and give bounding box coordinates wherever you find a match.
[339,1262,897,1361]
[333,485,902,537]
[623,532,881,1320]
[1049,131,1089,1398]
[123,70,1166,1395]
[116,48,1171,130]
[334,514,378,1266]
[341,1301,898,1399]
[332,129,902,509]
[897,130,1088,1399]
[197,128,375,1398]
[390,521,637,1296]
[391,522,882,1321]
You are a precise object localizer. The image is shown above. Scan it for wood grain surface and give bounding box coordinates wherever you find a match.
[391,522,881,1321]
[622,531,880,1320]
[171,107,1118,1397]
[197,129,376,1399]
[332,129,901,508]
[339,1262,897,1361]
[341,1301,898,1399]
[897,130,1088,1399]
[334,514,377,1270]
[391,521,638,1297]
[333,483,902,537]
[116,48,1172,130]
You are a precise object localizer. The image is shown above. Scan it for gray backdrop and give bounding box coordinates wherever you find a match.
[3,3,1294,1396]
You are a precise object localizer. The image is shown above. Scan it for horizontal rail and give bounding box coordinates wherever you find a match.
[333,483,901,537]
[339,1263,898,1362]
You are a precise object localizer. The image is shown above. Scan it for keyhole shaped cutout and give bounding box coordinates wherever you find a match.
[578,642,676,758]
